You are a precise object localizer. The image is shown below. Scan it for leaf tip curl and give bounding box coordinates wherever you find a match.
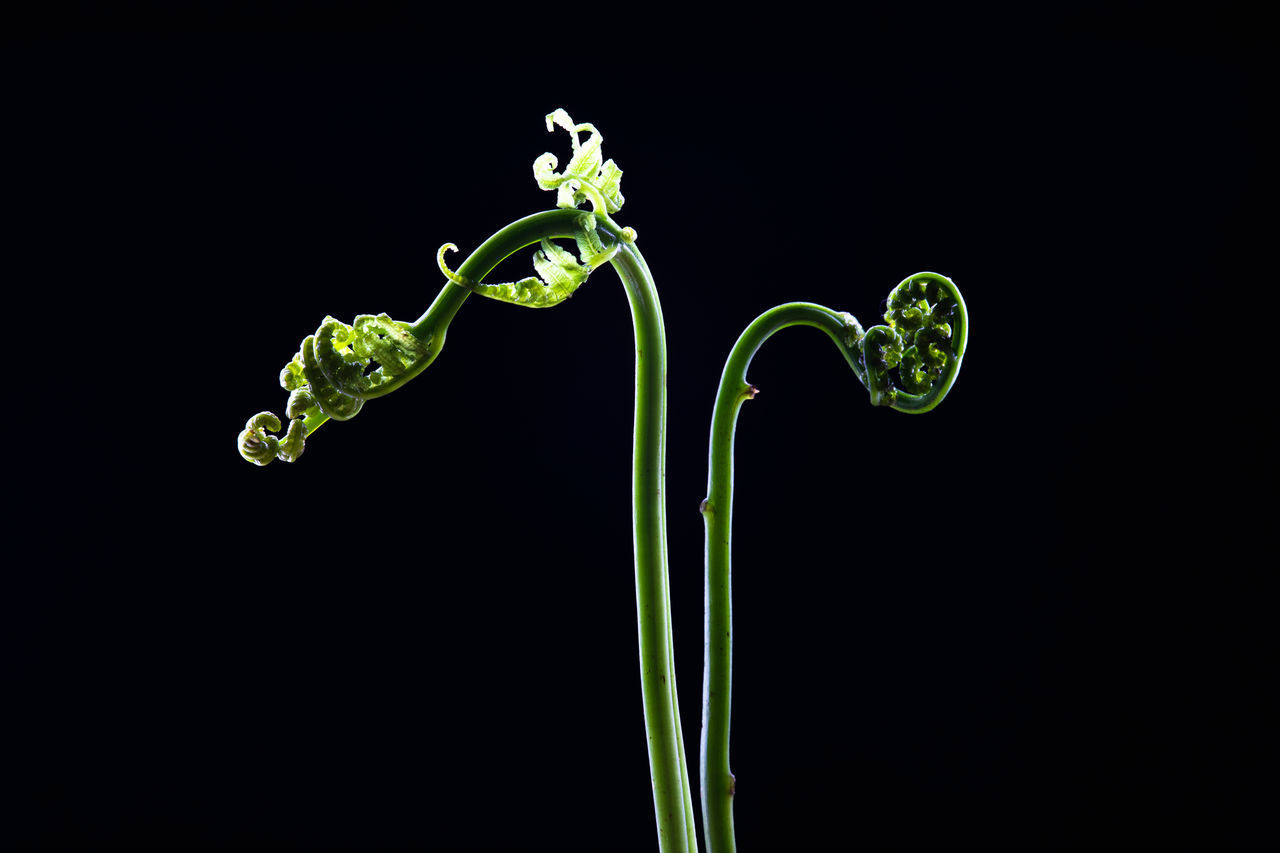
[533,108,625,221]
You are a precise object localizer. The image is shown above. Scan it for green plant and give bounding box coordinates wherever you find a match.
[236,110,966,852]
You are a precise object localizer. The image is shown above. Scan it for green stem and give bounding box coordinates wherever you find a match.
[414,209,696,851]
[699,303,865,853]
[598,222,697,853]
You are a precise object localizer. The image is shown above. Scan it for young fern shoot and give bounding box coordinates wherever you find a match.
[236,110,696,853]
[698,275,967,852]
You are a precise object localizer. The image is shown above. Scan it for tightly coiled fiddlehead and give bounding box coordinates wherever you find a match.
[238,412,307,466]
[237,313,432,465]
[699,273,967,853]
[856,271,966,410]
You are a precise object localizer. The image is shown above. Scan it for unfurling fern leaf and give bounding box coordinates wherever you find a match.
[437,214,620,308]
[237,312,432,465]
[533,108,626,219]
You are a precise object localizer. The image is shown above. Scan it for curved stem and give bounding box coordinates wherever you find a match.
[297,209,595,434]
[282,208,695,849]
[413,209,696,851]
[600,224,697,853]
[408,209,595,345]
[699,303,863,853]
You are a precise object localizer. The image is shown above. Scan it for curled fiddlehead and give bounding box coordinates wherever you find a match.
[856,272,967,412]
[237,313,432,465]
[237,412,307,466]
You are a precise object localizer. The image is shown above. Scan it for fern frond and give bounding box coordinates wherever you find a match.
[239,312,432,464]
[533,108,626,222]
[438,213,620,308]
[855,272,967,408]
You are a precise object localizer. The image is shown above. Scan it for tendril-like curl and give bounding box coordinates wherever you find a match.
[237,411,307,466]
[533,108,636,242]
[438,108,636,310]
[534,110,623,213]
[856,272,967,412]
[438,212,620,308]
[237,313,432,465]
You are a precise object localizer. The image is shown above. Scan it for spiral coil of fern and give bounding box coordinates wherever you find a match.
[236,312,433,465]
[699,273,967,853]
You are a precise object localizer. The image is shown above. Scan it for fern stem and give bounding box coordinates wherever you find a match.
[416,209,694,851]
[602,224,697,853]
[699,303,865,853]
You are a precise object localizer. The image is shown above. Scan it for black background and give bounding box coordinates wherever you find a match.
[12,15,1271,851]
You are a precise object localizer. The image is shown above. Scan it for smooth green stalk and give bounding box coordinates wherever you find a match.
[700,278,966,852]
[440,212,698,851]
[606,228,698,853]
